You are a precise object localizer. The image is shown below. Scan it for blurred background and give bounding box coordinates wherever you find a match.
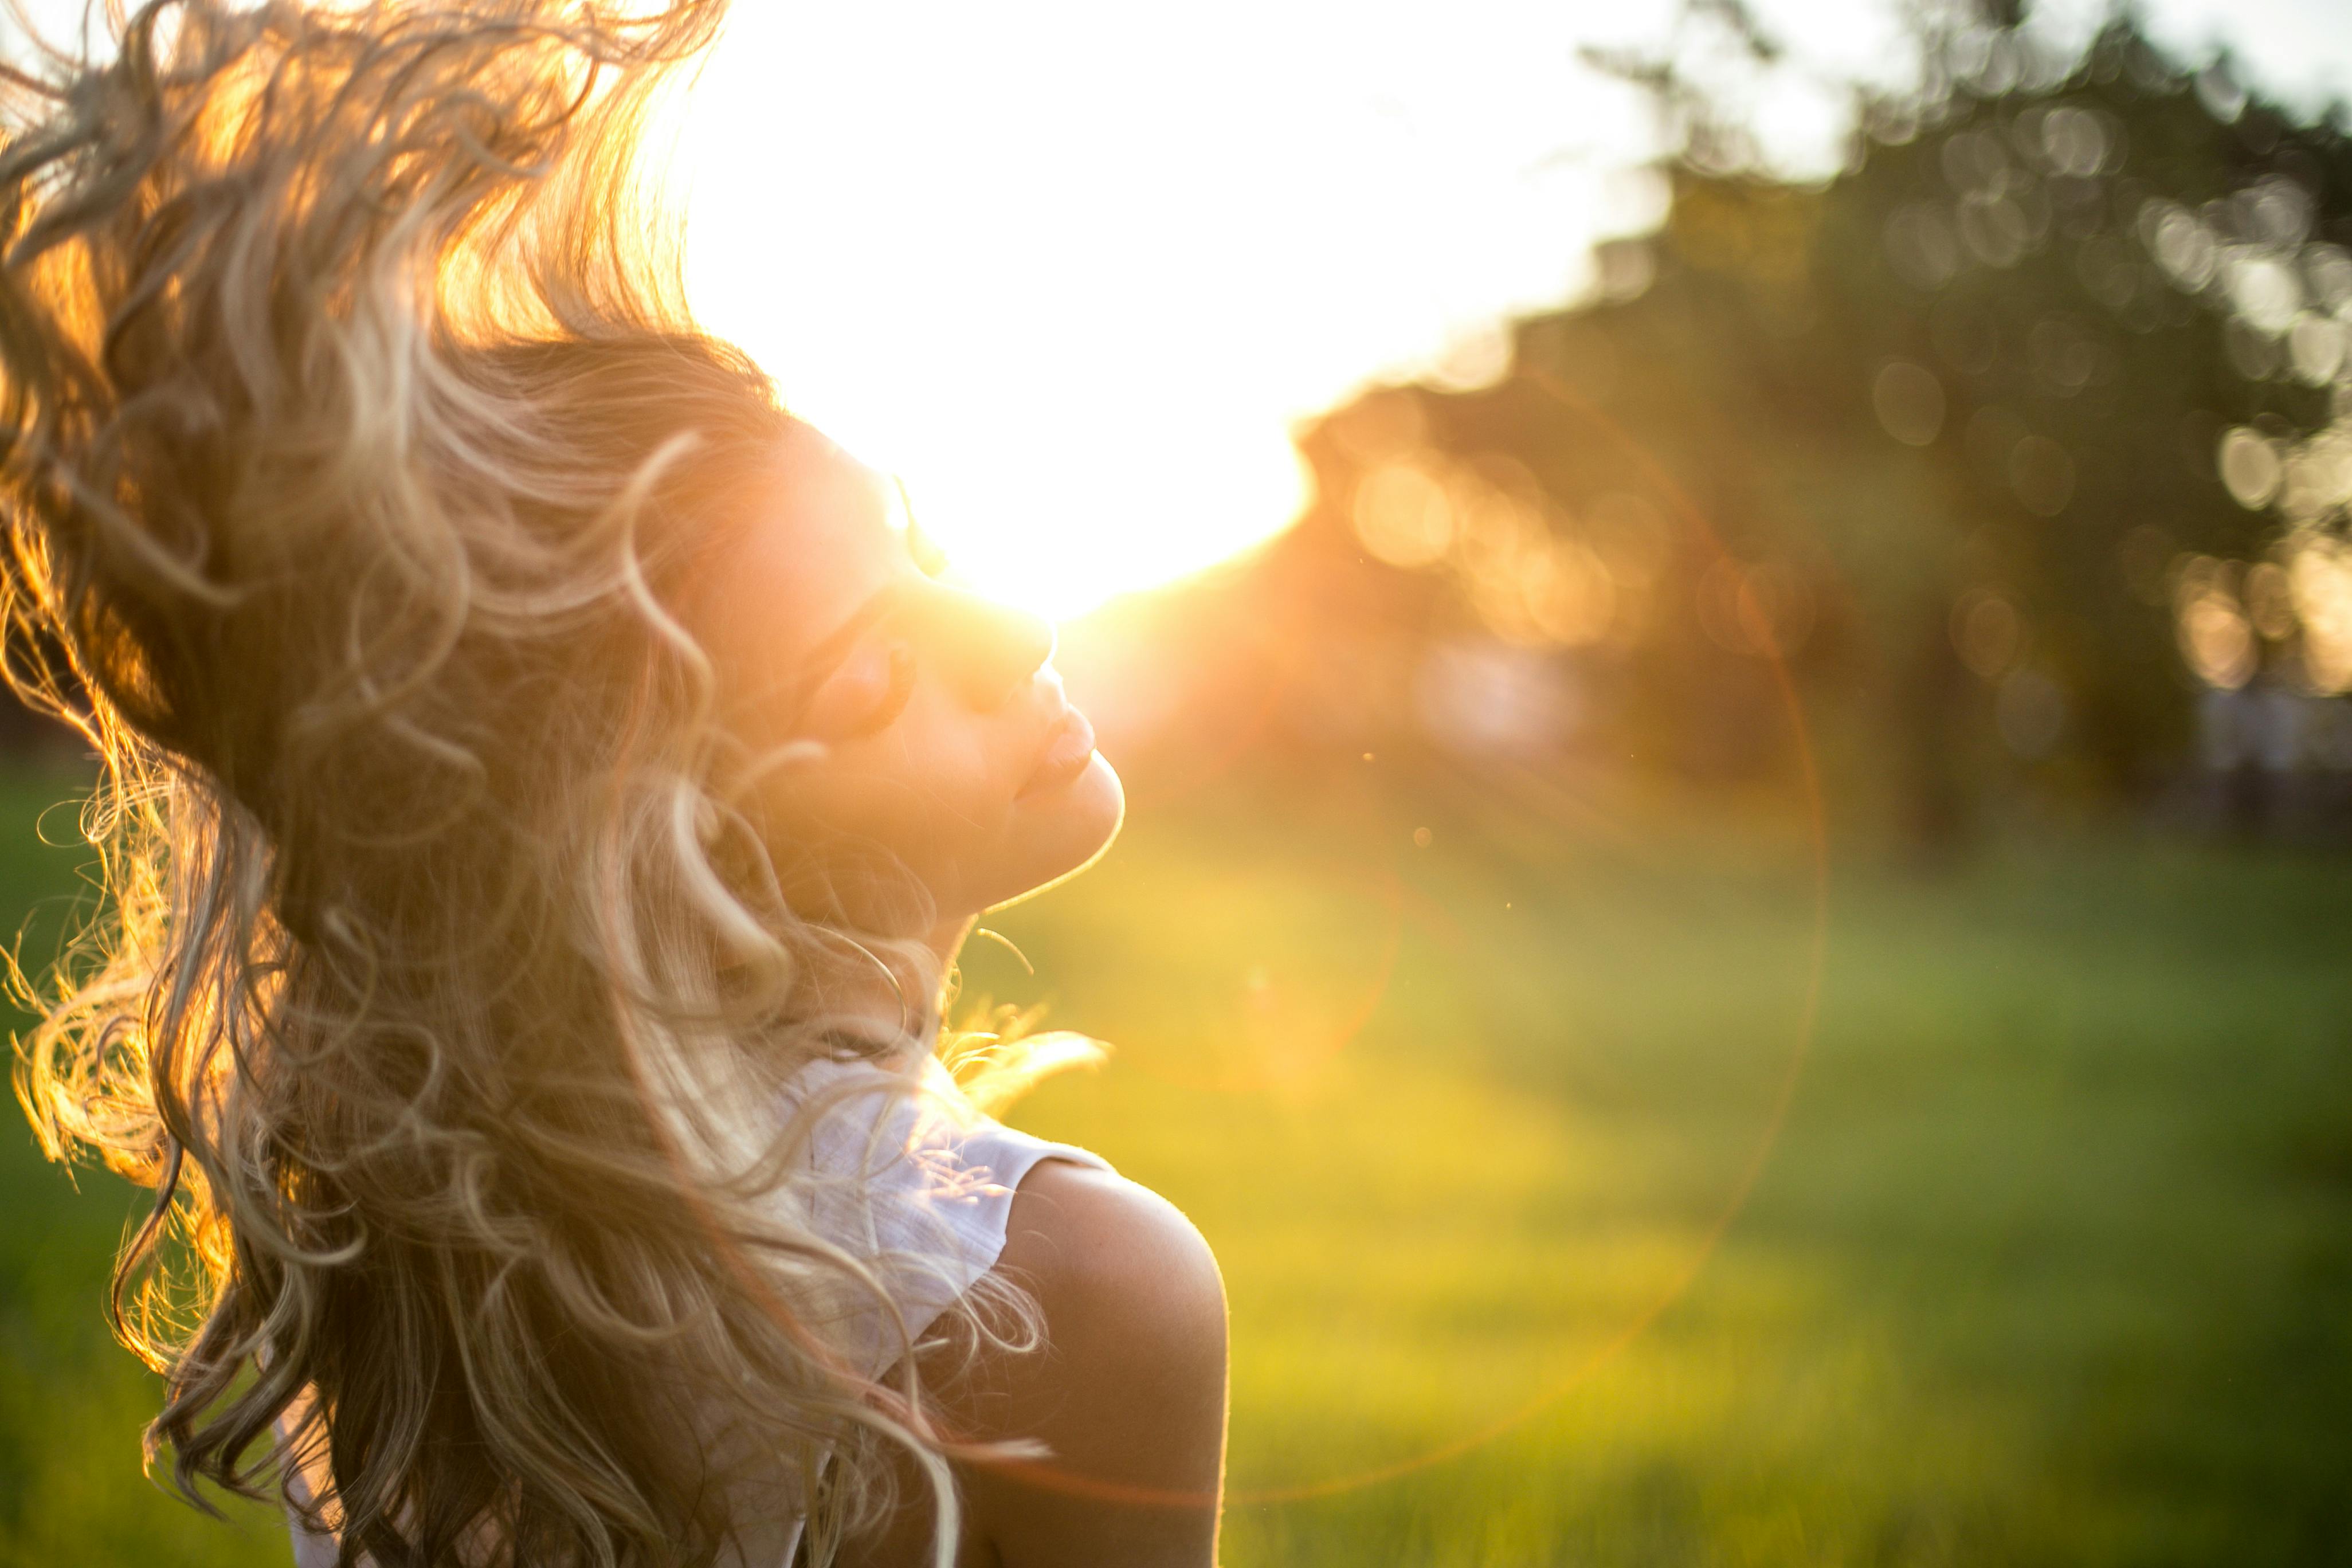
[7,0,2352,1563]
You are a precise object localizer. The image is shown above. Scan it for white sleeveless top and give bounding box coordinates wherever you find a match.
[284,1053,1110,1567]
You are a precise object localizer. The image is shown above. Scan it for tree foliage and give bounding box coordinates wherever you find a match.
[1259,6,2352,841]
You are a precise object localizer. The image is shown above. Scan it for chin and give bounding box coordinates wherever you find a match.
[986,752,1125,912]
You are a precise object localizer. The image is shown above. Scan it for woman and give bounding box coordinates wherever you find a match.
[0,2,1225,1565]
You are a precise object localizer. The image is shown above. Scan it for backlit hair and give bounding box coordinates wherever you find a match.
[0,3,1008,1562]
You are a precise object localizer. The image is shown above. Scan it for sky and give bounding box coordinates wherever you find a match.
[2132,0,2352,113]
[9,0,2351,614]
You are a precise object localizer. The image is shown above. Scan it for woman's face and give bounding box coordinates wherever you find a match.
[688,422,1123,938]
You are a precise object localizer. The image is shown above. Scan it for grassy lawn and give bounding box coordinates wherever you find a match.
[2,763,2347,1565]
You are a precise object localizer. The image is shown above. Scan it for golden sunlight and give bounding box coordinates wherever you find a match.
[683,193,1314,617]
[671,1,1681,618]
[683,234,1312,619]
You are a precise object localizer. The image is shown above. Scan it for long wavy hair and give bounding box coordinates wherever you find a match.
[0,2,1012,1563]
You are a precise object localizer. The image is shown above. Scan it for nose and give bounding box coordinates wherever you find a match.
[934,586,1056,711]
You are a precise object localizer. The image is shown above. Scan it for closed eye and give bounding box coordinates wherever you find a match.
[801,638,916,740]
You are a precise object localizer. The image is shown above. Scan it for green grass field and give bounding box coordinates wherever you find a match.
[3,763,2347,1566]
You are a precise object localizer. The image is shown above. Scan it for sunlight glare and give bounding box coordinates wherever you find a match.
[674,1,1671,618]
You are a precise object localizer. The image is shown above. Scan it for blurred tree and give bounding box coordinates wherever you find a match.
[1259,2,2352,847]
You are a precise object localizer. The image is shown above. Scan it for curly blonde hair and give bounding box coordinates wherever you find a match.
[0,2,1002,1562]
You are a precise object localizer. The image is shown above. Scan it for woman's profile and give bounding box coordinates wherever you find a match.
[0,2,1226,1564]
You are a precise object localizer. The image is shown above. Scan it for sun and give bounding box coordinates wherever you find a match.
[682,217,1315,621]
[665,3,1647,621]
[671,13,1319,621]
[731,354,1316,624]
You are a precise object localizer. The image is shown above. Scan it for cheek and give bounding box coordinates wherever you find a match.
[763,697,1024,896]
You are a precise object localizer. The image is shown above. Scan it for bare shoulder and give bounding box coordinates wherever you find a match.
[997,1159,1226,1360]
[962,1159,1228,1566]
[834,1159,1226,1567]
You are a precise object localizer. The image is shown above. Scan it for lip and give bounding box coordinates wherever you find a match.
[1018,706,1097,799]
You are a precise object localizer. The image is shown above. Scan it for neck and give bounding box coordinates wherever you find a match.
[805,915,974,1052]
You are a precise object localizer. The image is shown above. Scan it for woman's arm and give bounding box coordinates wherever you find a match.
[841,1162,1228,1566]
